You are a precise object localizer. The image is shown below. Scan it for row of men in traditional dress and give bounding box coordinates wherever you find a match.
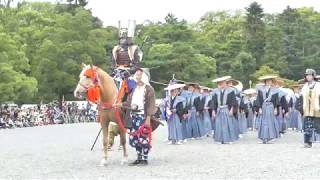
[162,69,320,146]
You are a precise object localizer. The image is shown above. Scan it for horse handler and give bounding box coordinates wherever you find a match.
[122,68,157,166]
[299,69,320,148]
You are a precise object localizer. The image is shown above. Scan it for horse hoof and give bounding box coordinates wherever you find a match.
[120,158,128,165]
[99,159,108,166]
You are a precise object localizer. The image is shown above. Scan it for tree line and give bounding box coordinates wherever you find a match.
[0,1,319,104]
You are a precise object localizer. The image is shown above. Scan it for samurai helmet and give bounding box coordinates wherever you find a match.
[118,20,136,39]
[119,28,128,39]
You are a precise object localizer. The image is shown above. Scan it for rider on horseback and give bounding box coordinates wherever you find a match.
[107,21,143,150]
[111,20,143,104]
[112,20,142,77]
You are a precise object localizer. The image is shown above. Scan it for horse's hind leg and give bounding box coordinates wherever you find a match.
[120,129,128,165]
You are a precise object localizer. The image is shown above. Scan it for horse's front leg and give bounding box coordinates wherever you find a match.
[120,129,128,165]
[99,113,110,166]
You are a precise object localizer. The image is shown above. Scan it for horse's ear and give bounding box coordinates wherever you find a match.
[81,63,86,68]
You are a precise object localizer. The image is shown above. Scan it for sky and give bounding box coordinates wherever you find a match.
[21,0,320,26]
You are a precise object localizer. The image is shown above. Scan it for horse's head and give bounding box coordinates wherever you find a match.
[74,63,97,99]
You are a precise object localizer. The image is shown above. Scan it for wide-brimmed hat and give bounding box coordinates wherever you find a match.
[297,79,305,84]
[290,81,301,87]
[258,75,278,81]
[227,79,239,85]
[185,82,200,87]
[200,86,212,91]
[290,83,303,90]
[212,76,232,83]
[164,84,186,91]
[172,79,186,84]
[227,79,243,91]
[243,88,256,95]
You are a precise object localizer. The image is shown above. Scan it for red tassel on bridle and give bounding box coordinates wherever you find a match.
[82,66,152,147]
[87,86,100,103]
[83,68,101,103]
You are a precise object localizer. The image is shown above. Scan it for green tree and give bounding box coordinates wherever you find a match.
[276,6,304,79]
[0,0,13,8]
[296,8,320,75]
[245,1,265,66]
[144,42,216,91]
[0,33,30,73]
[196,11,246,76]
[253,65,279,83]
[31,7,107,104]
[67,0,88,7]
[0,63,37,103]
[1,1,320,102]
[231,52,256,87]
[262,26,288,75]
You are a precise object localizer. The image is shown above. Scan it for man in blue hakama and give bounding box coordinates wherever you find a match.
[186,83,202,139]
[201,87,214,137]
[211,76,238,144]
[256,75,280,144]
[242,88,257,131]
[287,84,303,131]
[165,83,186,145]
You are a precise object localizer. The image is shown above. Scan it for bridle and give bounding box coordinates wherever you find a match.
[77,66,100,91]
[76,65,153,145]
[76,66,103,104]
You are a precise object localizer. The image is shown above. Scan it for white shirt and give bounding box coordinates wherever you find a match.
[131,84,146,114]
[308,81,316,89]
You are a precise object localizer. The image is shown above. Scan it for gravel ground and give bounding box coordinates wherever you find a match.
[1,123,320,180]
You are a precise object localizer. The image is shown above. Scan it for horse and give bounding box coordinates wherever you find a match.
[74,64,128,166]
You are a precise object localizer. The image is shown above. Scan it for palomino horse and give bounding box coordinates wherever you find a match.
[74,64,128,166]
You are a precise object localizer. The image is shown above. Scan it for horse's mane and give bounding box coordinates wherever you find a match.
[96,68,118,104]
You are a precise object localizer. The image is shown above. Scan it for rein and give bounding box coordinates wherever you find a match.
[80,66,152,146]
[99,101,152,146]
